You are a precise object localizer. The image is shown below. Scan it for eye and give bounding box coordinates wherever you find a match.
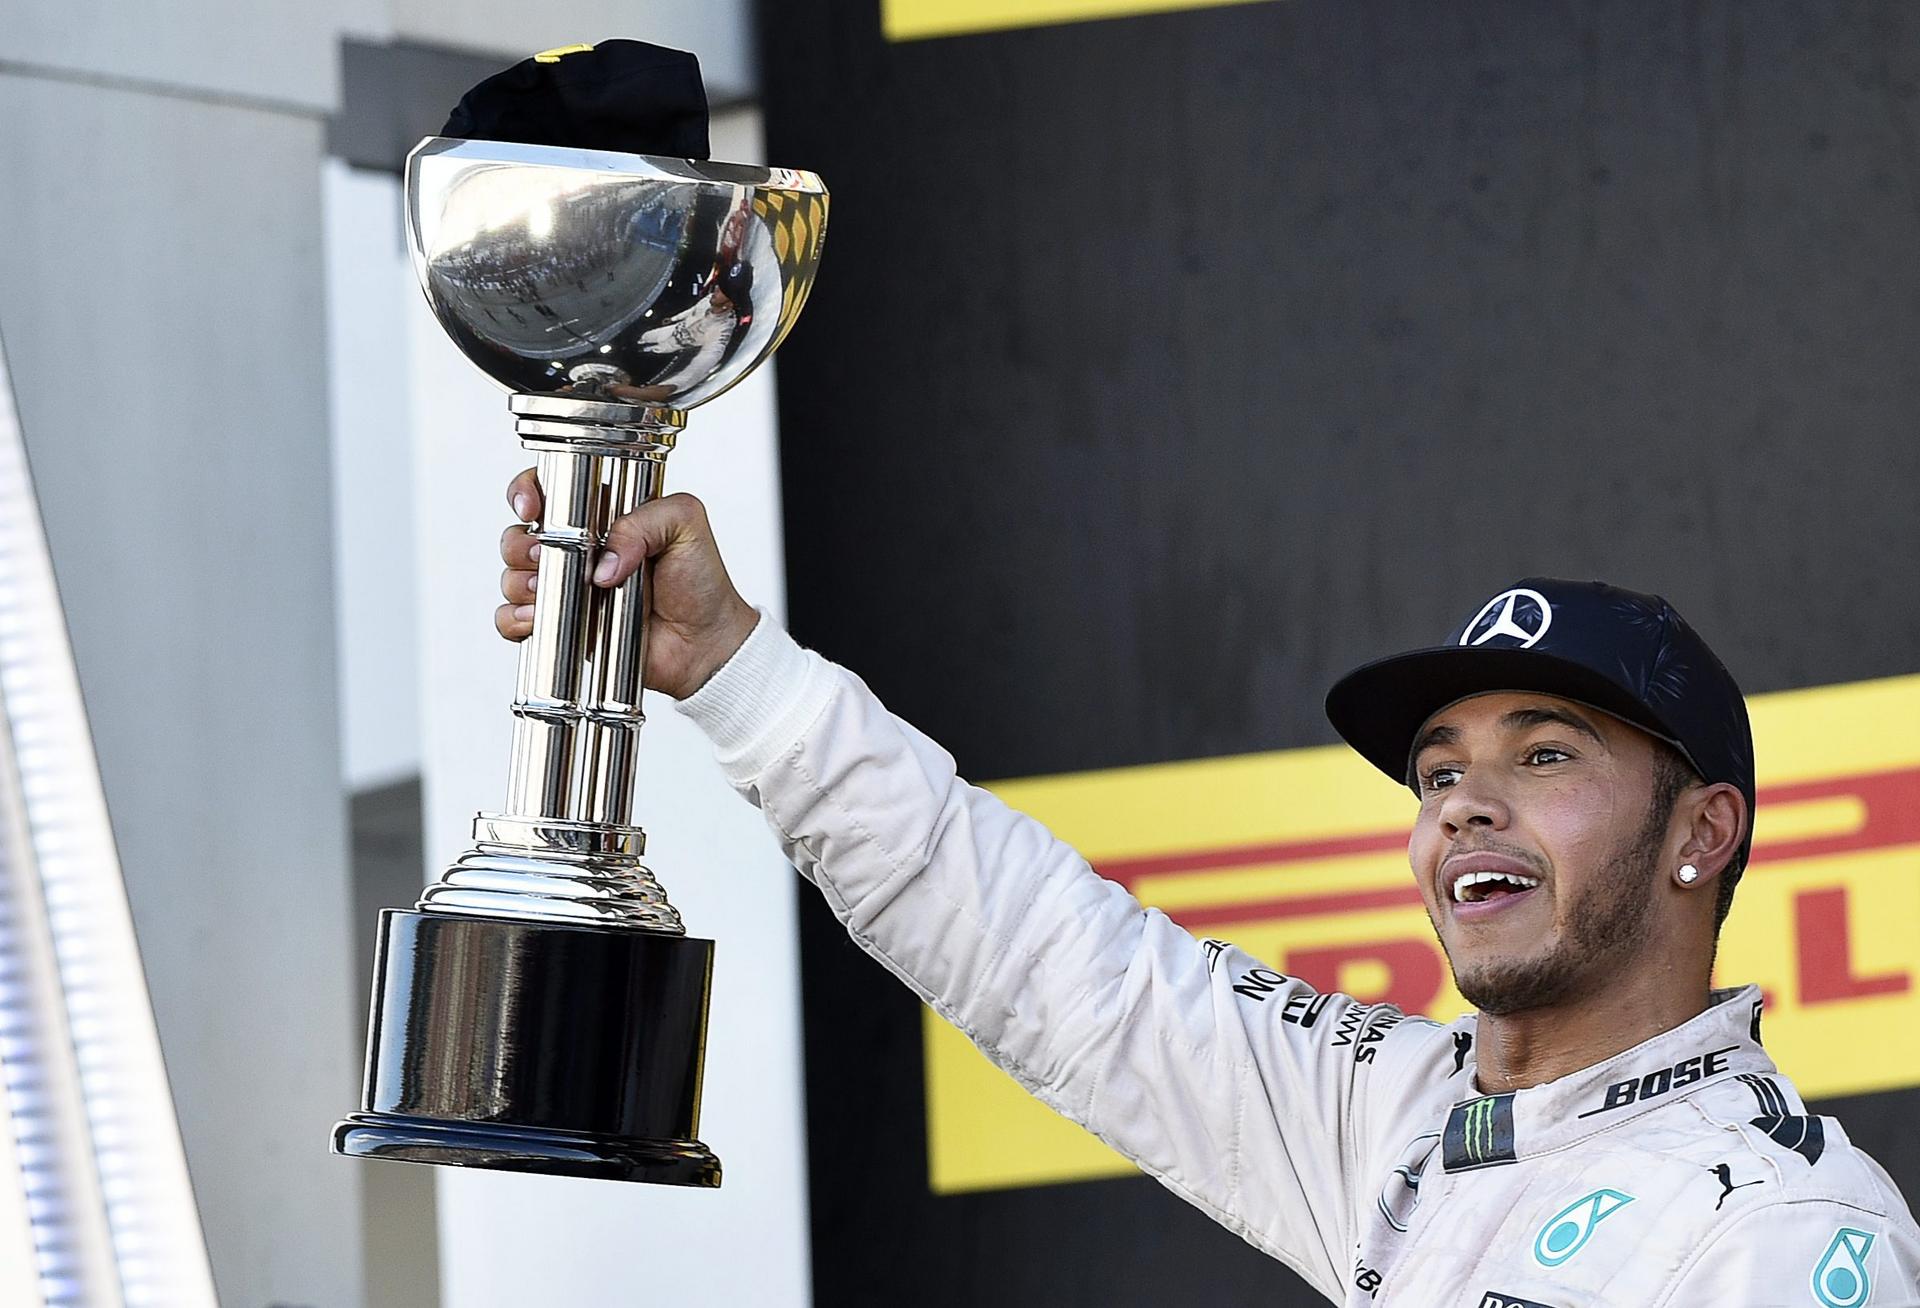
[1525,745,1572,766]
[1420,764,1463,793]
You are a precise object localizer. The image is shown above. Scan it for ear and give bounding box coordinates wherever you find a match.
[1675,782,1747,885]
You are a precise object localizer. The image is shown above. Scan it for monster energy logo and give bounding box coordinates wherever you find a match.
[1463,1098,1497,1160]
[1442,1093,1517,1172]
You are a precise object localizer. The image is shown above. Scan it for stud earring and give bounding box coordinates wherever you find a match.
[1678,864,1700,884]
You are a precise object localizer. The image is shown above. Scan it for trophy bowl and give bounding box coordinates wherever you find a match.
[408,136,828,410]
[332,137,827,1186]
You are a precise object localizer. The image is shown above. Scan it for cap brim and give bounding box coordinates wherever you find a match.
[1324,646,1690,789]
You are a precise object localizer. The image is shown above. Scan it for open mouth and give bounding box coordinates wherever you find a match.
[1451,870,1541,904]
[1444,859,1546,921]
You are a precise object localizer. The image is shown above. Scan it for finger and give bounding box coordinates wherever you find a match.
[594,492,709,588]
[506,466,543,522]
[500,523,542,568]
[494,602,536,642]
[500,566,537,605]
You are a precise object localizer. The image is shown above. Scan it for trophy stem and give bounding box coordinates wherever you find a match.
[413,395,694,932]
[506,441,658,824]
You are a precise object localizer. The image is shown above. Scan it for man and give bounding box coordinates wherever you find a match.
[497,476,1920,1307]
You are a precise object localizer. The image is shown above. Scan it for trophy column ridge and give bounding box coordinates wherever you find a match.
[418,393,693,934]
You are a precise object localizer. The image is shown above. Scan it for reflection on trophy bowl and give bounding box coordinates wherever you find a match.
[408,136,828,411]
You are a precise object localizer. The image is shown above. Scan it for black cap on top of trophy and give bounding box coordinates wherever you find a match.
[1323,578,1756,866]
[439,39,711,159]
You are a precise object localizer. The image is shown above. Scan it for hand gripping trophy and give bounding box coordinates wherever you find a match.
[330,124,826,1185]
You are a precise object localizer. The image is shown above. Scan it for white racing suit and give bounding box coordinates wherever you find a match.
[678,615,1920,1308]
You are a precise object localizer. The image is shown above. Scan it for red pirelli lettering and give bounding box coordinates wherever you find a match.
[1795,885,1911,1004]
[1093,766,1920,932]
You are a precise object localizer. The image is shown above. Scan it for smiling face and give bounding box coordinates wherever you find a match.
[1407,691,1682,1016]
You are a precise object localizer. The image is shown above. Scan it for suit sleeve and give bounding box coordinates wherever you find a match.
[679,615,1398,1300]
[1658,1198,1920,1308]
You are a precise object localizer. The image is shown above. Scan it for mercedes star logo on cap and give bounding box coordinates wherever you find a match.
[1460,588,1554,650]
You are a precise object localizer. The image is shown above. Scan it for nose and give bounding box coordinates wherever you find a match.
[1438,772,1512,839]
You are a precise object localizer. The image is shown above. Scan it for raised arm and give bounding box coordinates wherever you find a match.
[497,472,1419,1301]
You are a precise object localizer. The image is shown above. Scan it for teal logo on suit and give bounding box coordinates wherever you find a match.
[1811,1228,1875,1308]
[1532,1189,1633,1267]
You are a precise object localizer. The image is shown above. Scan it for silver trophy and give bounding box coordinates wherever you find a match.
[331,137,827,1186]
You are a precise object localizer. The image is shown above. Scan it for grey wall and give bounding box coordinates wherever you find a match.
[0,70,363,1308]
[0,0,369,113]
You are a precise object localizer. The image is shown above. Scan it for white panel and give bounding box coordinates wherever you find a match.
[325,162,423,790]
[415,108,810,1308]
[0,0,345,112]
[0,72,365,1308]
[0,1094,39,1308]
[0,337,219,1307]
[393,0,755,100]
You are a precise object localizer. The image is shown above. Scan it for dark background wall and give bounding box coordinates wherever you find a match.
[757,3,1920,1303]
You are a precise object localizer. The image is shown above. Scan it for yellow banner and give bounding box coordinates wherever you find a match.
[924,673,1920,1193]
[882,0,1272,41]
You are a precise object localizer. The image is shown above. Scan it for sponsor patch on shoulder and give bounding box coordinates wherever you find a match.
[1478,1294,1561,1308]
[1811,1227,1875,1308]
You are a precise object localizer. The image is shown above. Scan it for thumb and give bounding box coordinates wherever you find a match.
[506,465,542,522]
[593,494,709,587]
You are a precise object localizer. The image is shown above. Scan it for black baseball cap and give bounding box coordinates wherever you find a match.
[1325,579,1755,863]
[440,39,710,160]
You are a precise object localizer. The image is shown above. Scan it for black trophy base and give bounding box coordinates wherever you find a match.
[332,1113,721,1187]
[334,909,722,1187]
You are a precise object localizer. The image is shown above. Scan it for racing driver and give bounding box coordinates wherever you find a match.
[496,474,1920,1307]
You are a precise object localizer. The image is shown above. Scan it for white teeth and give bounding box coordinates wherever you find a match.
[1451,869,1542,903]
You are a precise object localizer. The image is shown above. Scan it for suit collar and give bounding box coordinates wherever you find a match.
[1442,985,1773,1173]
